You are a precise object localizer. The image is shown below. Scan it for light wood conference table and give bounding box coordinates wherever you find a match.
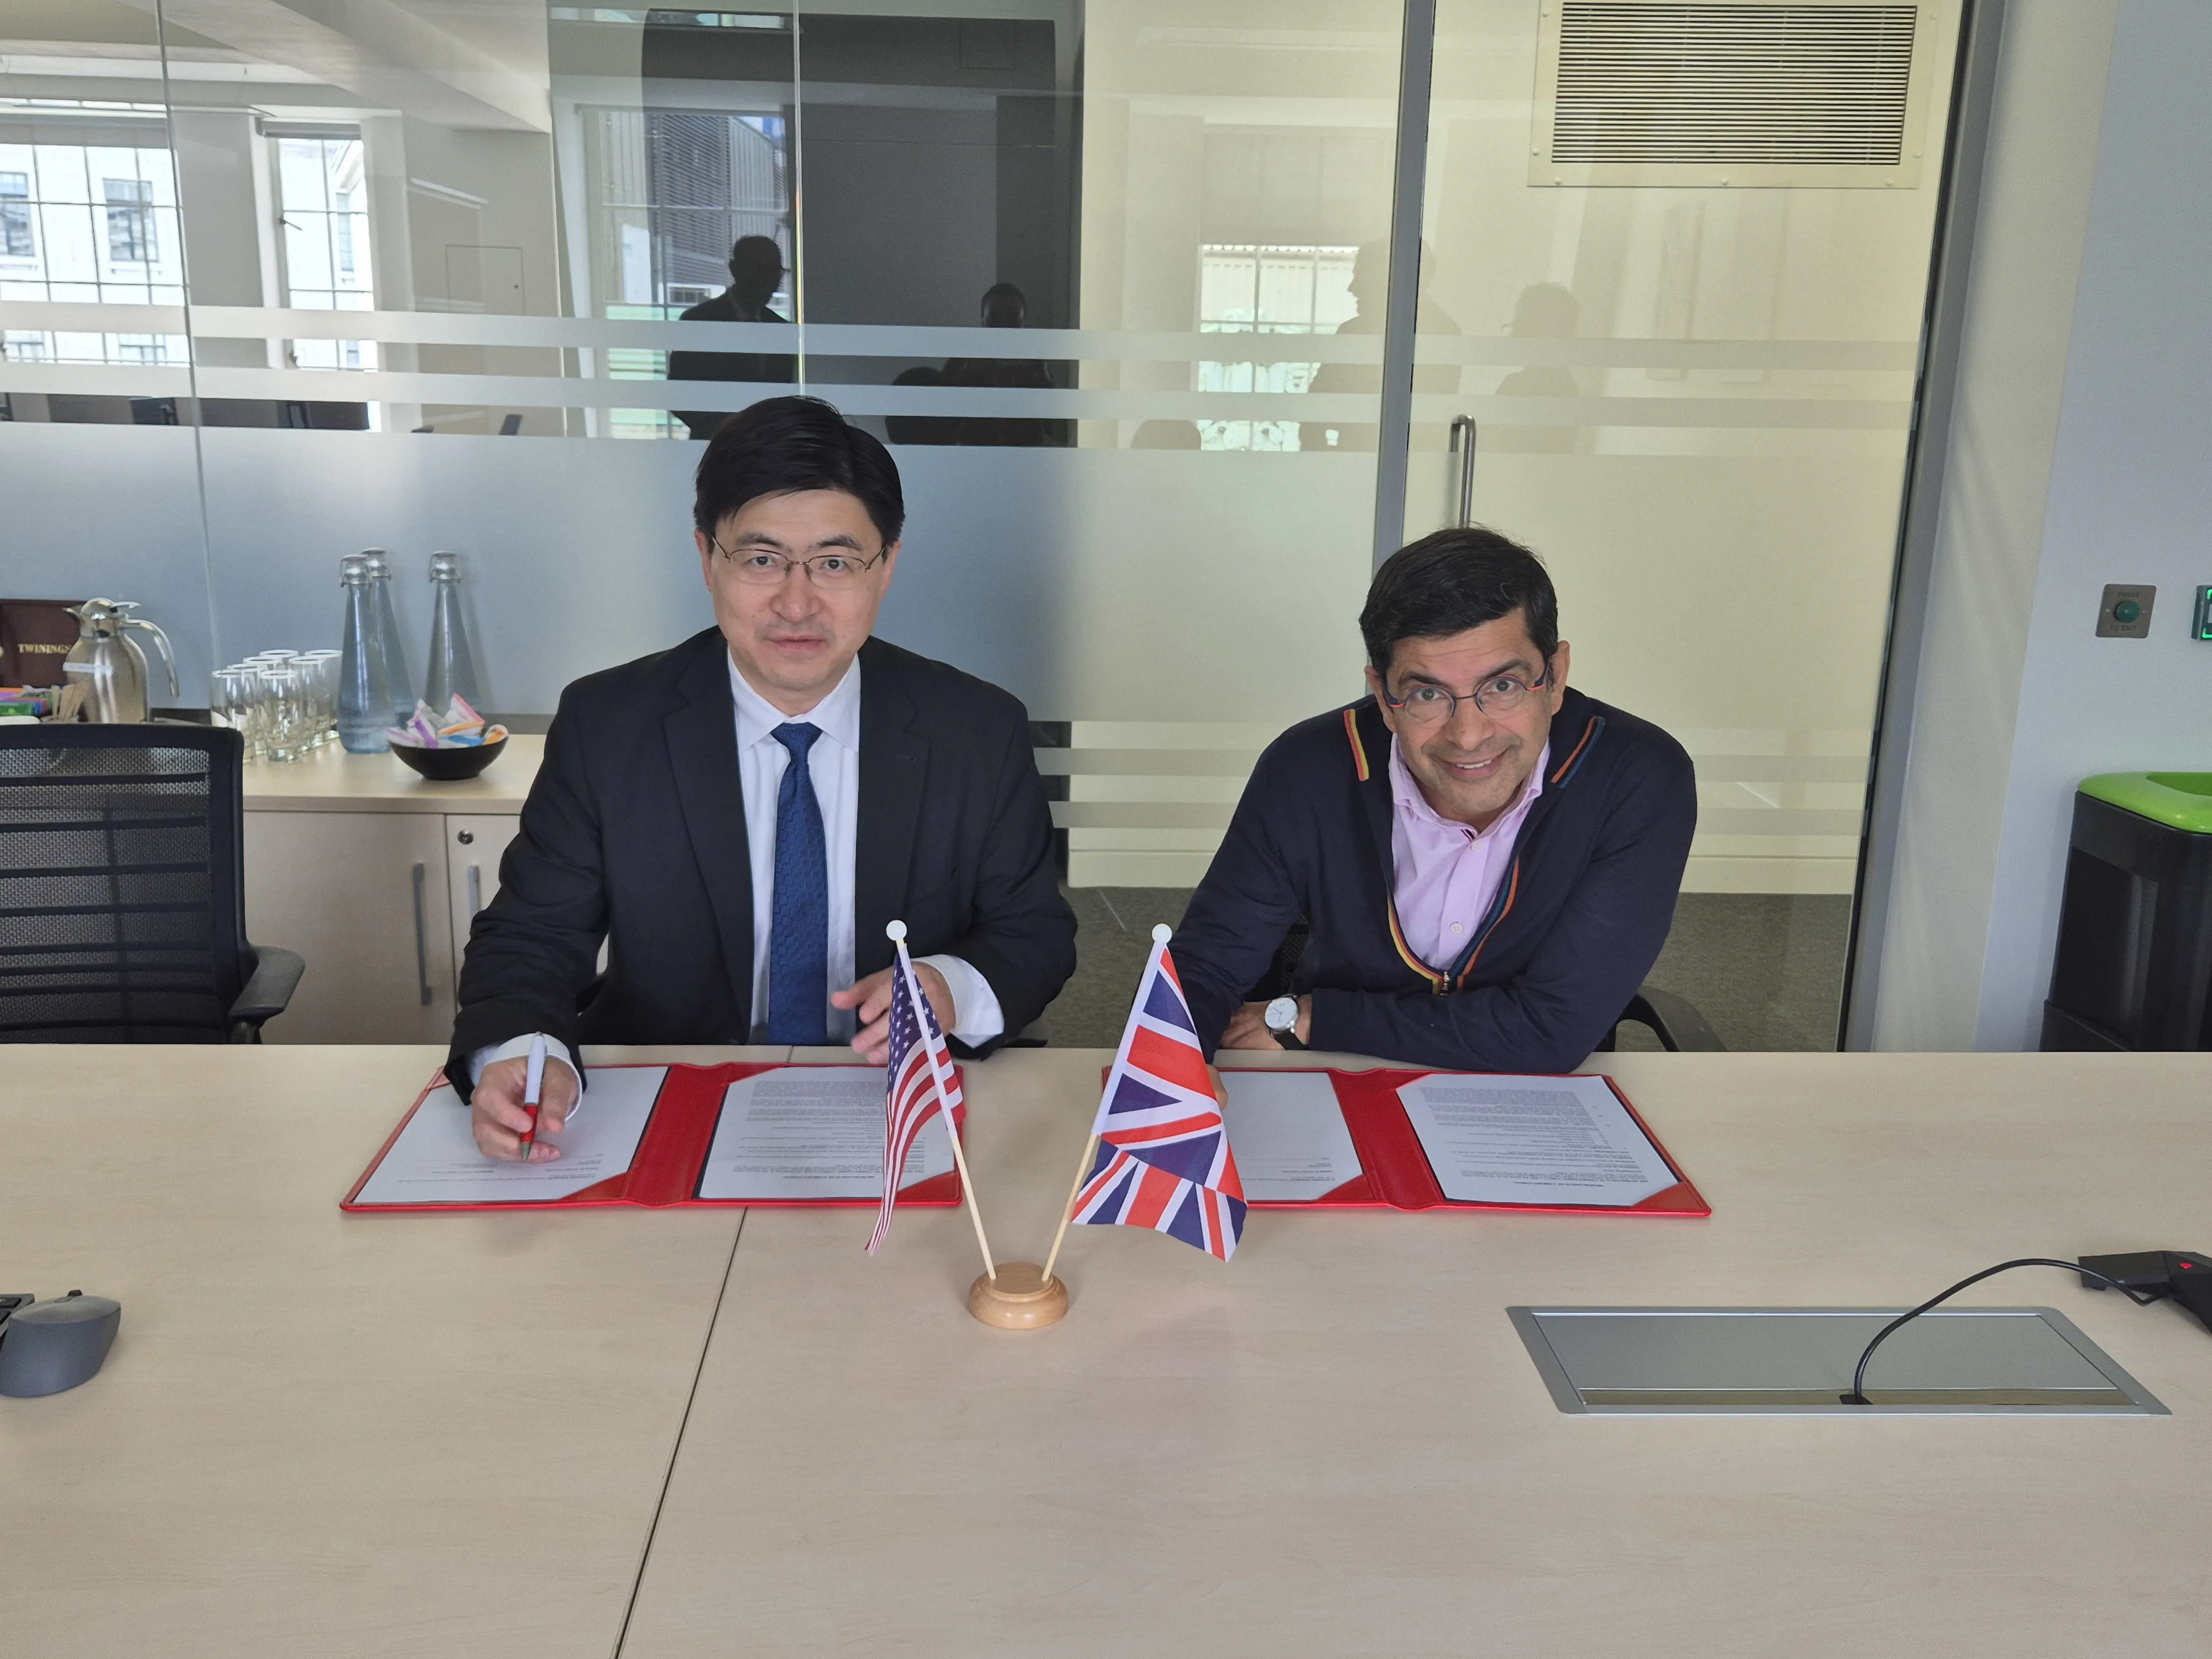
[0,1041,779,1659]
[623,1047,2212,1659]
[6,1046,2209,1658]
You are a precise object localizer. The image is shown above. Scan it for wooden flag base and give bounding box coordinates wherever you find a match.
[967,1261,1068,1329]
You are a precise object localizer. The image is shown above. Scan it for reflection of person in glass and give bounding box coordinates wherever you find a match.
[940,282,1064,447]
[885,367,961,446]
[669,234,799,440]
[1167,529,1694,1071]
[1305,241,1460,451]
[1490,283,1581,454]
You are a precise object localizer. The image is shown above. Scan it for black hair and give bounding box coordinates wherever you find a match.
[693,395,905,547]
[1358,526,1559,678]
[727,234,784,283]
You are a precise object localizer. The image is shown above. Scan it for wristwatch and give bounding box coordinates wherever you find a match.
[1263,995,1306,1051]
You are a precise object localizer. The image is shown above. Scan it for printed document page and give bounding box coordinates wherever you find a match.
[353,1066,668,1205]
[696,1066,953,1200]
[1218,1071,1363,1201]
[1397,1073,1675,1206]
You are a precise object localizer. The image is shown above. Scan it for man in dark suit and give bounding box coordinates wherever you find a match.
[1171,528,1696,1073]
[454,395,1076,1160]
[667,235,798,441]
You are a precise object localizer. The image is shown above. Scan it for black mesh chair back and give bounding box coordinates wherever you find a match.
[0,724,252,1041]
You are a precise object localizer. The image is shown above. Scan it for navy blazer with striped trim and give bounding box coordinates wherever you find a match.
[1172,684,1697,1072]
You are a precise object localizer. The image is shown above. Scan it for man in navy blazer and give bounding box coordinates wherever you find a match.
[1172,528,1696,1072]
[450,397,1076,1160]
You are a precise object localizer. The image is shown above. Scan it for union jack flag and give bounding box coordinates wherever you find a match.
[867,932,964,1254]
[1071,929,1245,1260]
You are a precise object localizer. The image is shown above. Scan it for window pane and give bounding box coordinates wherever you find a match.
[278,139,328,212]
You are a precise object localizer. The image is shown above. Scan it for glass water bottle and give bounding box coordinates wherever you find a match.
[337,555,393,753]
[422,550,483,714]
[362,550,414,724]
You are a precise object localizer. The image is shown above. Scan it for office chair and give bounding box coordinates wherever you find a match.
[1250,917,1725,1053]
[0,724,302,1041]
[1594,985,1724,1052]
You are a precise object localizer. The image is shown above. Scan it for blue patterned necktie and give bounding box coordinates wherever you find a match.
[766,722,830,1045]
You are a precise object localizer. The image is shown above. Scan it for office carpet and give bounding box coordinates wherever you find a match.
[1031,888,1853,1054]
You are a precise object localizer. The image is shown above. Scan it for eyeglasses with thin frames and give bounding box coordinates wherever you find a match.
[710,535,889,589]
[1380,660,1553,725]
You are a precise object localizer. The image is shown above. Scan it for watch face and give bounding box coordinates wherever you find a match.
[1265,995,1298,1031]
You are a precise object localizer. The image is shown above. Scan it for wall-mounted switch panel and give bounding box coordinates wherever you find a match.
[2193,586,2212,640]
[2097,583,2156,638]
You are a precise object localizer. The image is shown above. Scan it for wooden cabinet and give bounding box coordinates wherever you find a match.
[244,809,524,1045]
[442,813,523,974]
[244,812,461,1044]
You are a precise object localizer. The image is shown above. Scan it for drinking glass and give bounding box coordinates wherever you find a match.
[222,663,268,759]
[209,666,252,738]
[259,664,309,763]
[300,650,341,747]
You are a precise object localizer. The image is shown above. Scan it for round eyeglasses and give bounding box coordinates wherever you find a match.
[1381,662,1552,725]
[711,537,888,589]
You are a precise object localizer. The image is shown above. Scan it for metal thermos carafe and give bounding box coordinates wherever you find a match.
[61,599,178,723]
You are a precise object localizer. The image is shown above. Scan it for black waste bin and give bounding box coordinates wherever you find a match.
[2043,773,2212,1050]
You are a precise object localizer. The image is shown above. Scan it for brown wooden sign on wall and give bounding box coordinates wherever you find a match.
[0,599,84,687]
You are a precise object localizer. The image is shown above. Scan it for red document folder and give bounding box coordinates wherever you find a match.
[341,1061,964,1213]
[1235,1067,1709,1217]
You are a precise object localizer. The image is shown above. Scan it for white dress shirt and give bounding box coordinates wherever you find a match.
[469,650,1003,1090]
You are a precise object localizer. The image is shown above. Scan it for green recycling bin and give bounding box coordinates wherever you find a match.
[2042,772,2212,1050]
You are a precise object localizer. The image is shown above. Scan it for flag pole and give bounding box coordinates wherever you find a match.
[1038,1131,1098,1290]
[942,1115,998,1284]
[891,926,998,1284]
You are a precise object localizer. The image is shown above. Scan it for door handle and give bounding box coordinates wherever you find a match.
[410,861,432,1007]
[1448,415,1478,528]
[466,864,482,918]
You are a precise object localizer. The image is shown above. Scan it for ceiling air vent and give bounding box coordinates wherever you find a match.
[1531,0,1945,188]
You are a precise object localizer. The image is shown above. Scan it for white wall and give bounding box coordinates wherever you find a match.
[1971,0,2212,1047]
[1868,0,2119,1048]
[1871,0,2212,1050]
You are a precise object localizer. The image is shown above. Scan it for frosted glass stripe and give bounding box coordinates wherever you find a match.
[1048,802,1860,835]
[0,364,195,398]
[0,301,190,333]
[0,301,1917,371]
[0,360,1914,428]
[1035,749,1266,776]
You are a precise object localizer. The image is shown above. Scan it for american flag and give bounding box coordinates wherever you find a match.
[867,936,964,1254]
[1071,932,1245,1260]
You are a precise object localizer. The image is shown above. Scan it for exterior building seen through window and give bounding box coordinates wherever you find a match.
[275,135,375,371]
[0,128,184,366]
[1197,243,1358,452]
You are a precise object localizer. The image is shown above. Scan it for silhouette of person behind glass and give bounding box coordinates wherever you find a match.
[668,234,799,440]
[1491,282,1582,453]
[1306,240,1460,452]
[941,282,1064,447]
[885,366,962,446]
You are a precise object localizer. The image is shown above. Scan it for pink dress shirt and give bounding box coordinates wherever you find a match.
[1387,735,1550,971]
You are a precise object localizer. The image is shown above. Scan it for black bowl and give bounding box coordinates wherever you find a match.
[391,734,506,781]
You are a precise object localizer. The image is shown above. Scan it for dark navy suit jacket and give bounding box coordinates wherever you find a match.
[1173,686,1697,1072]
[446,630,1076,1096]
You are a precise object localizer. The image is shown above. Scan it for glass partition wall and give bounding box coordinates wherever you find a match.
[0,0,1968,1049]
[1399,0,1960,1045]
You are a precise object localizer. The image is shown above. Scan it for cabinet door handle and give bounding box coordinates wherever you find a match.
[410,861,433,1007]
[467,864,482,918]
[1449,414,1478,528]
